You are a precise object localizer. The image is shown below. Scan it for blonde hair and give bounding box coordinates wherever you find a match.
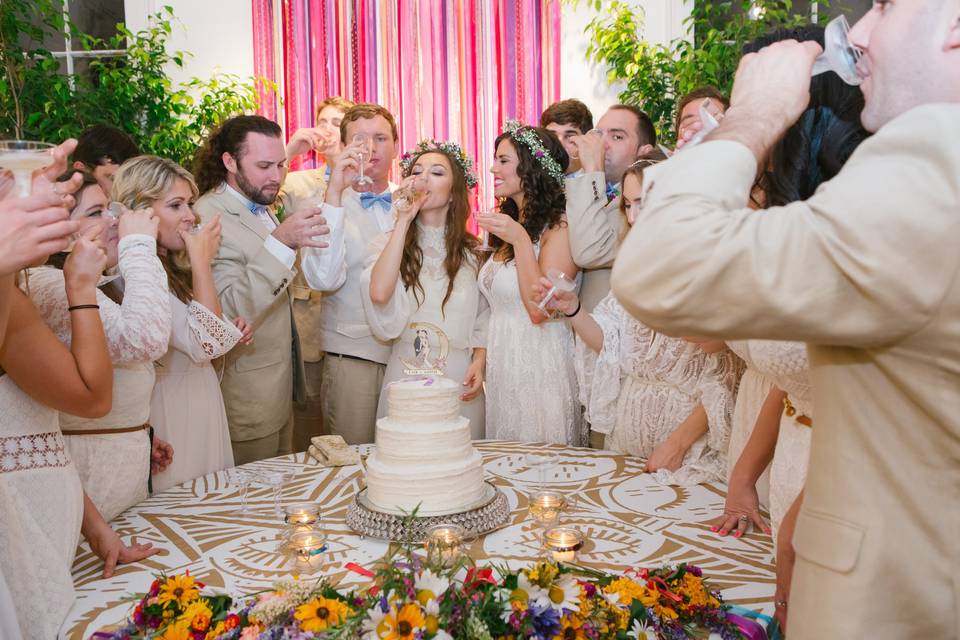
[111,155,200,303]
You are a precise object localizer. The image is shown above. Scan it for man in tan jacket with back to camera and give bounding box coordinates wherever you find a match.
[611,2,960,637]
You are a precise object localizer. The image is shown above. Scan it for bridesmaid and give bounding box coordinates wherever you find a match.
[111,156,245,491]
[362,140,487,437]
[477,122,583,445]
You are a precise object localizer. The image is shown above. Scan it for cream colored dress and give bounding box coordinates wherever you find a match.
[150,296,242,492]
[28,234,171,520]
[361,223,489,438]
[478,240,584,445]
[0,374,84,639]
[727,340,812,539]
[723,353,773,508]
[576,291,743,485]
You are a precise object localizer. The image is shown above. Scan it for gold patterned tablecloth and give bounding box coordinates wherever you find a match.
[64,441,775,638]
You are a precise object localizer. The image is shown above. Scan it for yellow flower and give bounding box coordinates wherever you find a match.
[160,619,192,640]
[293,596,352,632]
[553,613,588,639]
[180,599,212,632]
[524,562,559,588]
[381,603,426,639]
[603,578,658,608]
[157,575,200,610]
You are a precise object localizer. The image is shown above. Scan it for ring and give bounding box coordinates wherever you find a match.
[775,600,787,608]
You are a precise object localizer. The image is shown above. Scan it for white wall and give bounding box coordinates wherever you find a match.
[560,0,692,119]
[123,0,254,89]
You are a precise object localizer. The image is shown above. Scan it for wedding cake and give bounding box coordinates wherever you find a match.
[365,376,485,514]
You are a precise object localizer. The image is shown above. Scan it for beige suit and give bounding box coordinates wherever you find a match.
[565,171,626,312]
[611,104,960,638]
[278,168,328,451]
[195,187,306,463]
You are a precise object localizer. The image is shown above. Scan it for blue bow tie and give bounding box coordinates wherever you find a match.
[606,182,620,202]
[359,191,392,210]
[246,201,269,217]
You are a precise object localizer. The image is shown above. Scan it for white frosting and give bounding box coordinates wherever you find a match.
[366,376,486,514]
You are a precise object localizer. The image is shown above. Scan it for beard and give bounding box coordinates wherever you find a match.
[236,168,280,206]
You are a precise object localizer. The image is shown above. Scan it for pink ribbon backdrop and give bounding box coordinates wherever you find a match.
[251,0,563,214]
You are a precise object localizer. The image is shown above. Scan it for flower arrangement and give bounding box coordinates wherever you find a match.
[100,551,747,640]
[399,139,479,188]
[502,119,567,185]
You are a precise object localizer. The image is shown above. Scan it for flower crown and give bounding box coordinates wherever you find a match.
[503,119,566,185]
[399,139,478,188]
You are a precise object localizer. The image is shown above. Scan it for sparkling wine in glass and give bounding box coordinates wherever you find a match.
[393,175,428,213]
[351,133,374,192]
[476,209,495,252]
[536,268,577,314]
[0,140,55,197]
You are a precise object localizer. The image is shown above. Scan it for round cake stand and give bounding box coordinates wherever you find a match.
[346,481,510,542]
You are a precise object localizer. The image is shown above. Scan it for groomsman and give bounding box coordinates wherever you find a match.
[674,86,728,144]
[565,105,656,313]
[540,99,594,176]
[301,103,399,445]
[278,96,354,452]
[193,115,328,463]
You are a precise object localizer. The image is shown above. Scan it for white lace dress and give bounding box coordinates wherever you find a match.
[725,362,774,508]
[727,340,812,539]
[0,374,84,639]
[150,296,242,492]
[478,244,584,445]
[361,223,489,438]
[27,234,171,520]
[576,292,743,485]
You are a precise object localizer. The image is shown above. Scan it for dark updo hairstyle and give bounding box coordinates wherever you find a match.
[743,25,870,206]
[192,115,282,195]
[492,126,569,262]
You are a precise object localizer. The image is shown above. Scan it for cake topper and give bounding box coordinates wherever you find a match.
[401,321,449,375]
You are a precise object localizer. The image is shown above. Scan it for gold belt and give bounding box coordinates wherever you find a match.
[782,396,812,428]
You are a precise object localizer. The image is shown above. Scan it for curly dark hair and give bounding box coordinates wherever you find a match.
[398,148,480,314]
[491,126,568,262]
[192,115,282,195]
[744,25,870,206]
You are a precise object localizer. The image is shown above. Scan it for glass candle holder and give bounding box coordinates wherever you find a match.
[528,490,566,529]
[284,503,320,526]
[543,526,584,563]
[423,523,466,567]
[287,531,327,573]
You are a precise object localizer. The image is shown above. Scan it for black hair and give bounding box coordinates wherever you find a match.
[74,124,140,167]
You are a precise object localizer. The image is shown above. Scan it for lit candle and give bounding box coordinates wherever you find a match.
[543,527,584,563]
[288,531,326,560]
[284,503,320,525]
[424,524,466,567]
[529,491,566,528]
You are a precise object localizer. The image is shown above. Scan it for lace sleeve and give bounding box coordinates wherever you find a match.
[698,348,746,456]
[575,292,624,435]
[168,296,243,363]
[470,291,490,349]
[360,231,411,341]
[99,234,172,362]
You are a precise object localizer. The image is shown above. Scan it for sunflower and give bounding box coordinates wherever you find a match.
[553,613,588,640]
[157,575,200,610]
[159,619,192,640]
[294,596,353,632]
[381,603,426,639]
[180,599,212,632]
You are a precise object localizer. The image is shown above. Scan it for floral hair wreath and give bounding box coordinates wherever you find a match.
[399,139,479,188]
[502,119,566,185]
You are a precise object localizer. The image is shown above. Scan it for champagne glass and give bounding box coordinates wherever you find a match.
[476,209,495,252]
[524,452,560,491]
[812,15,862,86]
[683,98,723,150]
[351,133,374,192]
[228,468,261,515]
[393,175,428,213]
[0,140,55,197]
[536,268,577,314]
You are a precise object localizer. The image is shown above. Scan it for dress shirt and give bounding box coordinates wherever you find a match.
[223,183,296,270]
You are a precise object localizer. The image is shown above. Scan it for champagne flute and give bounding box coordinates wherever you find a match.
[476,209,495,252]
[228,468,261,515]
[536,268,577,314]
[812,14,862,86]
[0,140,54,197]
[351,133,374,192]
[393,175,428,213]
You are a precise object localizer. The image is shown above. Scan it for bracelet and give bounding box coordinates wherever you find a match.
[564,299,582,318]
[68,304,100,312]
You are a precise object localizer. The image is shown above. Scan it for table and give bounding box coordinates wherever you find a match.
[64,441,775,638]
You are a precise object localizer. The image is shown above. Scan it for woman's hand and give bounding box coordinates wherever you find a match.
[461,350,486,401]
[710,478,770,537]
[393,175,427,226]
[117,206,159,239]
[0,191,79,274]
[64,224,108,293]
[150,437,174,474]
[233,317,254,345]
[534,276,579,316]
[477,212,527,246]
[87,523,161,578]
[644,436,687,473]
[180,213,222,266]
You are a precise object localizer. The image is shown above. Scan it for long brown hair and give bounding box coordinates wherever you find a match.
[192,115,282,195]
[111,155,200,304]
[398,149,479,313]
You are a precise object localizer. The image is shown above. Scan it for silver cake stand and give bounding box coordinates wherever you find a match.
[346,481,510,542]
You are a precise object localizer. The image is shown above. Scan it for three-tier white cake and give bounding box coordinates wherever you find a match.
[365,376,485,514]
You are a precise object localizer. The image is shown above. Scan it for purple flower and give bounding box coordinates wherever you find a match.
[583,582,597,597]
[534,150,545,158]
[379,595,390,613]
[528,602,561,639]
[686,565,703,577]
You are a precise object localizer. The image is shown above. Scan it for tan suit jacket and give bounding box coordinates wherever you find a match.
[278,168,327,362]
[195,187,306,441]
[565,171,625,311]
[611,103,960,638]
